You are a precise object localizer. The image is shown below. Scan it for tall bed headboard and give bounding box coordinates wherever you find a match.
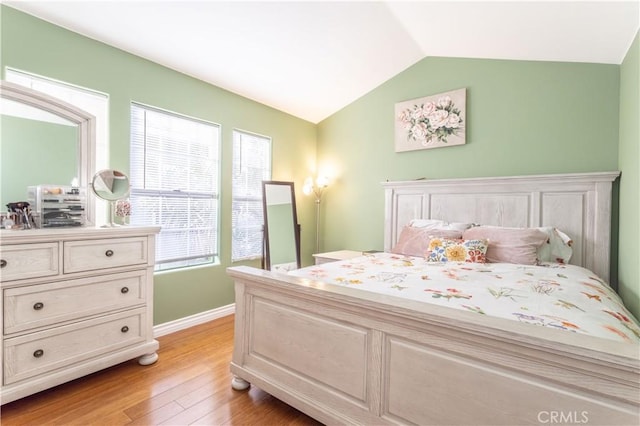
[382,172,620,283]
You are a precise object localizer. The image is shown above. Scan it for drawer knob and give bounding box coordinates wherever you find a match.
[33,302,44,310]
[121,326,129,333]
[0,259,6,268]
[105,249,114,257]
[121,287,129,294]
[33,349,44,358]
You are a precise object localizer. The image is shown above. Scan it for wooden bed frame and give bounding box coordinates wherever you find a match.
[227,172,639,425]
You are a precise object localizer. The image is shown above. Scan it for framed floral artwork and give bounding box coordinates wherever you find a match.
[394,88,466,152]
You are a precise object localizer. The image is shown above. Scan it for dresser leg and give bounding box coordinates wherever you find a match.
[231,376,250,391]
[138,352,159,365]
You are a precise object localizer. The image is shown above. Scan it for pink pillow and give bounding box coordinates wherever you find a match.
[391,227,463,257]
[463,226,548,265]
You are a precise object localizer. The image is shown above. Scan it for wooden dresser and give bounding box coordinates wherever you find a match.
[0,226,160,404]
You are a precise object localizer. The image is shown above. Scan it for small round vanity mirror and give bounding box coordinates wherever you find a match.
[91,169,130,227]
[92,169,130,200]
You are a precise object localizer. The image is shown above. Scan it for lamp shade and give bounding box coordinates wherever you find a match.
[302,177,314,195]
[316,176,329,188]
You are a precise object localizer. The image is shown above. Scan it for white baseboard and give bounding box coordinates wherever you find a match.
[153,303,235,338]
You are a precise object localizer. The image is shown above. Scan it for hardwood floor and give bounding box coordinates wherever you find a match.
[0,315,323,425]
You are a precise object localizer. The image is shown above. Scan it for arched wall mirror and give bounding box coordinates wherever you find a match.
[0,81,96,225]
[262,181,301,271]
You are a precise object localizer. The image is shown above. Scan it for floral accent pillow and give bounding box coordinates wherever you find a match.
[425,238,488,263]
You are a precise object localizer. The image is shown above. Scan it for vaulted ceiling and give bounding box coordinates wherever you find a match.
[6,1,639,123]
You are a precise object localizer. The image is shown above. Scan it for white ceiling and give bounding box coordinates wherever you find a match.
[5,1,639,123]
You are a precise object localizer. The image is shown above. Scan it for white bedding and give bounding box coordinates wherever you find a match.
[290,252,640,343]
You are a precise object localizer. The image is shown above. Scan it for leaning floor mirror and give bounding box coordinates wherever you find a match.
[262,181,301,271]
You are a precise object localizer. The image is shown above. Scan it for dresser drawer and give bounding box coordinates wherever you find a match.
[63,237,148,273]
[4,270,147,335]
[0,243,59,282]
[3,308,147,385]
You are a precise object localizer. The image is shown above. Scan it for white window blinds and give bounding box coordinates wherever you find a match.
[130,103,220,270]
[231,130,271,261]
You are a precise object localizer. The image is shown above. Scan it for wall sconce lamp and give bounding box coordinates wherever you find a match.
[303,176,329,253]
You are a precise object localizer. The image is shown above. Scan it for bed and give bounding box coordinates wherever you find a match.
[227,172,639,425]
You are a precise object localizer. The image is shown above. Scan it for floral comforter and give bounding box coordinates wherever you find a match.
[289,252,640,343]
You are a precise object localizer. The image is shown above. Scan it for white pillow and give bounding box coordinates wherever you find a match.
[536,227,573,264]
[447,222,476,231]
[409,219,475,231]
[408,219,447,229]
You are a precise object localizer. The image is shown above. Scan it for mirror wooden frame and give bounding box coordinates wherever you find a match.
[262,180,301,271]
[0,80,97,225]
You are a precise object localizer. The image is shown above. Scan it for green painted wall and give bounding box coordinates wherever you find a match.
[0,6,317,324]
[618,32,640,318]
[317,57,620,255]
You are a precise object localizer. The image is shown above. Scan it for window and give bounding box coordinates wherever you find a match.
[130,103,220,271]
[231,130,271,261]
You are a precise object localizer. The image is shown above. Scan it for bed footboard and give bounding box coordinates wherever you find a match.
[228,266,639,425]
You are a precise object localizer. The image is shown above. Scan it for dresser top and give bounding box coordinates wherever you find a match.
[0,226,161,244]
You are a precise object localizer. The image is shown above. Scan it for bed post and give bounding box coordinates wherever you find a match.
[230,280,251,391]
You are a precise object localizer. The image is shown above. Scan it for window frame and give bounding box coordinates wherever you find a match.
[129,102,222,271]
[231,128,272,262]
